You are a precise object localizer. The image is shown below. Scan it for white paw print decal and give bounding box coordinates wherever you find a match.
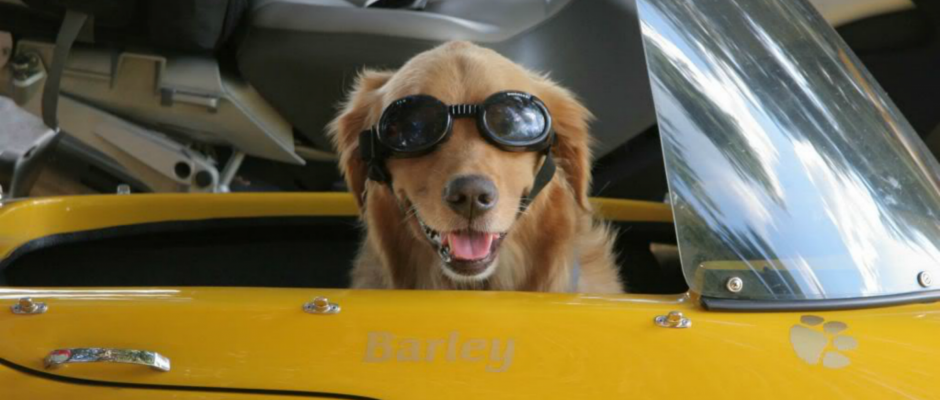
[789,315,858,369]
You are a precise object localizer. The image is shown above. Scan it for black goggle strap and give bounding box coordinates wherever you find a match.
[359,129,410,216]
[359,129,393,186]
[518,146,556,213]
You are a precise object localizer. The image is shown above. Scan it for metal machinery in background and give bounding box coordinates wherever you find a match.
[0,0,930,198]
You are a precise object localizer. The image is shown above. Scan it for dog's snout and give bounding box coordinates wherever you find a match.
[443,175,499,218]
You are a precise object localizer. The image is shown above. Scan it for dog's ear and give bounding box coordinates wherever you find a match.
[539,83,595,210]
[328,69,394,208]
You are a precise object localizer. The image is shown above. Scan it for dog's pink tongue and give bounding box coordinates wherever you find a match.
[447,231,496,260]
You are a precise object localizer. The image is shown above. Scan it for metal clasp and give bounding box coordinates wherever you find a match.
[654,311,691,329]
[44,348,170,372]
[303,297,340,315]
[11,298,47,315]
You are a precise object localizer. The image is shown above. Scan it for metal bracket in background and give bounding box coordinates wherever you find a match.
[92,117,219,192]
[0,10,87,199]
[160,88,220,113]
[0,97,58,199]
[10,52,46,105]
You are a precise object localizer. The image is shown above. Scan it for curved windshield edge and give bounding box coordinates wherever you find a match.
[638,0,940,302]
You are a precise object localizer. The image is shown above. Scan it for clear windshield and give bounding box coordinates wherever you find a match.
[638,0,940,301]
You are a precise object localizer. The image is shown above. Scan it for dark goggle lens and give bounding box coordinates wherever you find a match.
[378,96,449,151]
[482,94,548,144]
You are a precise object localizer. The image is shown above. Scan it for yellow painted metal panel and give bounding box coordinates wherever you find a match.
[6,193,931,399]
[590,197,673,222]
[0,363,338,400]
[0,288,938,399]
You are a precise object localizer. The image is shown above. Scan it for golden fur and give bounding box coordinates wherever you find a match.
[329,41,623,293]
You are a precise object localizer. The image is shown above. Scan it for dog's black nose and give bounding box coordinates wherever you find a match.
[443,175,498,218]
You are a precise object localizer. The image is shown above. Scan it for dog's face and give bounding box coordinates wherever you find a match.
[385,110,542,281]
[331,42,593,284]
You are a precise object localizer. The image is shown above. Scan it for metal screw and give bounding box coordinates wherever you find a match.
[18,298,38,313]
[726,276,744,293]
[918,271,932,288]
[11,297,47,315]
[654,311,691,329]
[312,297,330,312]
[116,184,131,195]
[666,311,682,324]
[303,296,340,315]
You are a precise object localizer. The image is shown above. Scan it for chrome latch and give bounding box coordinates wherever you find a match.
[303,297,340,315]
[654,311,691,329]
[44,348,170,372]
[11,298,47,315]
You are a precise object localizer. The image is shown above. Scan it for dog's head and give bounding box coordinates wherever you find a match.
[330,41,593,283]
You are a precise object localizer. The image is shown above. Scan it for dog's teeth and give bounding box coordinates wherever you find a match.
[439,245,452,263]
[417,219,448,249]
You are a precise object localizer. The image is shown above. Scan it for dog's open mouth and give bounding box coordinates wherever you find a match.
[418,219,505,278]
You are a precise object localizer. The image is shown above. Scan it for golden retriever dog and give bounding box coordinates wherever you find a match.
[329,41,623,293]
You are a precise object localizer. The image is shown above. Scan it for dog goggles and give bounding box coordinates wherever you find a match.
[359,91,556,208]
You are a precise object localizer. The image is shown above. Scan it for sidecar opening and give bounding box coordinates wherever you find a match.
[0,215,684,293]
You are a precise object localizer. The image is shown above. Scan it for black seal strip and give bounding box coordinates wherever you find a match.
[701,290,940,312]
[0,358,378,400]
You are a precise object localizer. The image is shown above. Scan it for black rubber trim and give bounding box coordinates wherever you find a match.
[0,358,377,399]
[701,290,940,312]
[0,216,358,280]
